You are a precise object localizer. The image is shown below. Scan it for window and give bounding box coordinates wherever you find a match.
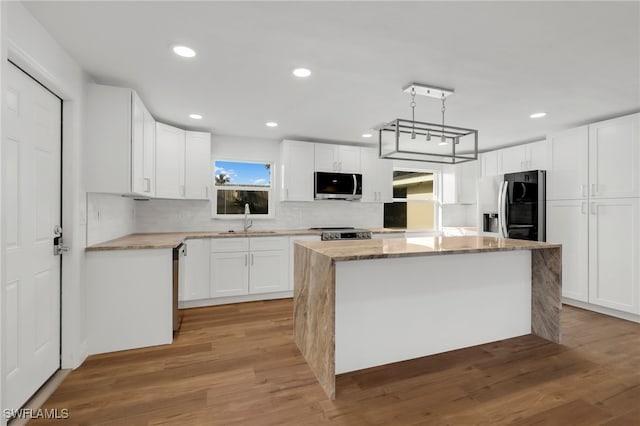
[383,170,438,230]
[213,160,273,217]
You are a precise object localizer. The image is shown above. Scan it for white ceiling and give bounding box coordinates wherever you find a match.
[23,1,640,151]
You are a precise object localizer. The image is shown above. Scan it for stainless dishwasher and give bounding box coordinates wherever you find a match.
[172,243,186,332]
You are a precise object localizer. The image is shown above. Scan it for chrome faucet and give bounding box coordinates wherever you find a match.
[243,203,253,232]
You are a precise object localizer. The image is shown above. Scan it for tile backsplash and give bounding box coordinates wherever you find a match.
[133,198,383,233]
[86,193,137,245]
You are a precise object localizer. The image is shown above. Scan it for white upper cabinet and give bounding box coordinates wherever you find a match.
[499,145,525,174]
[547,113,640,201]
[480,151,500,177]
[525,140,548,171]
[442,161,479,204]
[314,143,361,173]
[280,140,314,202]
[155,123,186,199]
[546,125,589,200]
[360,147,393,203]
[589,114,640,199]
[184,131,211,200]
[86,84,155,196]
[498,140,548,175]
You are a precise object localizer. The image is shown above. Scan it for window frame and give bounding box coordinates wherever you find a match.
[211,158,275,219]
[386,166,442,230]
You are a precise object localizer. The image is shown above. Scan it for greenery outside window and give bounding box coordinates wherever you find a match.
[213,160,273,218]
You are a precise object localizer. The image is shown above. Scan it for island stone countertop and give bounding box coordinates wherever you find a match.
[295,235,560,262]
[85,228,403,251]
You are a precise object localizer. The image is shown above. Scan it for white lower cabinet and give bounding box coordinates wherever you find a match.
[181,239,210,301]
[547,200,589,302]
[210,251,249,297]
[588,199,640,314]
[548,198,640,315]
[210,237,289,298]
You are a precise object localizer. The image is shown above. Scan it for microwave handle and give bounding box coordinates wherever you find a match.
[352,174,357,197]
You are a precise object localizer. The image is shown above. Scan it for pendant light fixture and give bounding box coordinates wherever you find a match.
[377,83,478,164]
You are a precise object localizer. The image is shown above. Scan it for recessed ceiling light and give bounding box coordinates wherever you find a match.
[530,112,547,119]
[265,122,278,127]
[292,68,311,78]
[173,45,196,58]
[362,133,373,138]
[189,113,203,120]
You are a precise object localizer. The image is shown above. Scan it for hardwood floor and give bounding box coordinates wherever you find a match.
[31,301,639,425]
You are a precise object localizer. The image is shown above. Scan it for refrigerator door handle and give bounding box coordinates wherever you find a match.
[500,181,509,238]
[497,181,503,236]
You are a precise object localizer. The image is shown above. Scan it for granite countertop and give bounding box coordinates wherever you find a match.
[85,228,404,251]
[295,235,561,262]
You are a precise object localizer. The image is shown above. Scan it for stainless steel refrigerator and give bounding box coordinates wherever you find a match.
[477,170,546,241]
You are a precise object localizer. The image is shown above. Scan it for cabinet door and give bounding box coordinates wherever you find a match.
[360,147,392,203]
[314,144,337,172]
[588,198,640,314]
[289,235,321,290]
[131,93,146,195]
[337,145,361,173]
[589,114,640,199]
[185,131,211,199]
[142,106,156,196]
[526,140,547,171]
[280,140,314,201]
[546,126,589,200]
[547,200,589,302]
[249,250,288,294]
[480,151,500,177]
[210,252,249,297]
[155,123,186,199]
[181,239,210,301]
[500,145,525,174]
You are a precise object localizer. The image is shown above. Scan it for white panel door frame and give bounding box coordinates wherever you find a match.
[3,61,62,412]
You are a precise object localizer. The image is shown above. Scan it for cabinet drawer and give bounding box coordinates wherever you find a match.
[249,236,288,251]
[210,237,249,253]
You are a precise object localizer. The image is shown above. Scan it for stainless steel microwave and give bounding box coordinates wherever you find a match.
[314,172,362,200]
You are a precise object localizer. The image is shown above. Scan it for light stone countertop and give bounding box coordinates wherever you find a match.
[85,228,404,251]
[295,235,561,262]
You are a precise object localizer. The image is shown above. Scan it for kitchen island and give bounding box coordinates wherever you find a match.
[293,236,561,399]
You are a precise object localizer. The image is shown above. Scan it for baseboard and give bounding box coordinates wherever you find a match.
[179,291,293,309]
[563,298,640,323]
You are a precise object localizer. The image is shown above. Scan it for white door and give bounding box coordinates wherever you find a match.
[314,143,337,172]
[130,93,145,195]
[249,250,288,294]
[337,145,361,172]
[210,252,249,297]
[546,126,589,200]
[184,131,211,200]
[500,145,525,174]
[181,239,211,302]
[155,122,185,199]
[588,198,640,314]
[589,114,640,199]
[142,104,156,197]
[4,63,61,410]
[280,140,314,202]
[547,200,589,302]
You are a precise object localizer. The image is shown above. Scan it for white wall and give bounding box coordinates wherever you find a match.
[86,193,136,246]
[3,2,91,378]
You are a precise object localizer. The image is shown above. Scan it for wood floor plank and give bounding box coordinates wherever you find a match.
[29,302,640,425]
